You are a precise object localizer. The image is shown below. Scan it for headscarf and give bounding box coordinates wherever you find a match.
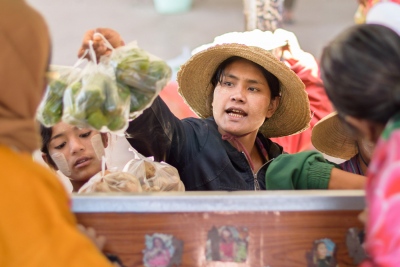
[0,0,51,153]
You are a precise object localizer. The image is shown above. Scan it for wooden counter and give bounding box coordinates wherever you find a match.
[73,190,365,267]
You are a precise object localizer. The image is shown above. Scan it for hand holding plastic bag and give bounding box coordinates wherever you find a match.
[63,44,130,133]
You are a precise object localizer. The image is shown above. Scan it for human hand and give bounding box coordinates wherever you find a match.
[358,208,368,224]
[77,224,107,251]
[77,28,125,62]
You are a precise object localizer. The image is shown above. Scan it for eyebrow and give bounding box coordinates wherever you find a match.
[224,73,265,85]
[50,133,64,142]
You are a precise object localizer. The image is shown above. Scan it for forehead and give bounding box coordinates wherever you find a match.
[223,58,267,80]
[51,122,76,136]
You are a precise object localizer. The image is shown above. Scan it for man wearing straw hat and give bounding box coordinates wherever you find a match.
[79,28,365,191]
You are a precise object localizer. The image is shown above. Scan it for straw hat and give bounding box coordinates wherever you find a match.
[311,112,358,160]
[366,2,400,35]
[177,42,310,138]
[191,29,288,55]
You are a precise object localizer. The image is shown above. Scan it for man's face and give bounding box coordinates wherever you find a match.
[212,58,279,136]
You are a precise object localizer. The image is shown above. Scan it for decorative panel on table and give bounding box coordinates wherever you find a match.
[73,190,365,267]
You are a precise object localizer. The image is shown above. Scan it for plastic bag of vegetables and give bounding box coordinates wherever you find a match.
[109,41,172,119]
[36,65,81,127]
[62,60,130,133]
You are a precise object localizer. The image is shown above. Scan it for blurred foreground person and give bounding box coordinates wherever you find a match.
[0,1,115,266]
[320,23,400,266]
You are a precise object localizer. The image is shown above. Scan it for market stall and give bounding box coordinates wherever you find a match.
[73,190,365,267]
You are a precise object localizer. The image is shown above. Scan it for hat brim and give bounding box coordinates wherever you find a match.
[177,43,310,138]
[311,112,358,160]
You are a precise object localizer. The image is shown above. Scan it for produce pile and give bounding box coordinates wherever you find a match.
[37,43,172,133]
[78,158,185,193]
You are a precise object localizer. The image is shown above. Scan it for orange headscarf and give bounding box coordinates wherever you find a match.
[0,0,51,153]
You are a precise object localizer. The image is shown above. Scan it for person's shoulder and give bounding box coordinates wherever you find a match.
[0,145,66,192]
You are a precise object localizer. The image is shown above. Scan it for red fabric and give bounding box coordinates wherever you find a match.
[159,81,197,119]
[270,53,333,154]
[360,115,400,267]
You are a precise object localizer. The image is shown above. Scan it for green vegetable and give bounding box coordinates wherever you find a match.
[87,110,108,130]
[107,115,126,131]
[38,79,68,126]
[113,47,171,93]
[129,88,153,113]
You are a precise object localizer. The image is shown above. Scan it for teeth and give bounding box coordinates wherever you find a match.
[77,159,87,165]
[227,109,245,117]
[229,113,244,118]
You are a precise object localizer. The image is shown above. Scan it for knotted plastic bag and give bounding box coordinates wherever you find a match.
[78,171,143,193]
[122,149,185,192]
[62,43,130,133]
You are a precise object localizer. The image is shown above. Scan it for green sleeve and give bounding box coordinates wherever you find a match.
[265,151,338,190]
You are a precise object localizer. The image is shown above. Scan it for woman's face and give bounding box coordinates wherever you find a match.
[317,243,327,259]
[44,122,107,188]
[212,59,279,137]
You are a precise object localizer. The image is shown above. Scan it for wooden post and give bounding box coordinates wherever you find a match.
[243,0,284,31]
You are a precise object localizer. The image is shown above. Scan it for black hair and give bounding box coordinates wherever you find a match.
[320,24,400,124]
[209,56,281,102]
[40,124,57,168]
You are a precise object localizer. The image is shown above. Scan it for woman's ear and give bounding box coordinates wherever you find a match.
[42,153,59,171]
[266,97,280,119]
[101,133,109,148]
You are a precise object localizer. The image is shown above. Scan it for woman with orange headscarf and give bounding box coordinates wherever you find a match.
[0,1,114,266]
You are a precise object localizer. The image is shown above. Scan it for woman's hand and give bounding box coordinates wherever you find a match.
[328,168,367,189]
[77,224,106,251]
[77,28,125,62]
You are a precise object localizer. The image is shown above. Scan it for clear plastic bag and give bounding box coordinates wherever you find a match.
[109,42,172,119]
[36,65,81,127]
[62,60,130,133]
[122,150,185,192]
[78,171,143,193]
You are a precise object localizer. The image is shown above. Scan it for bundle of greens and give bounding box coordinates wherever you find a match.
[36,66,80,127]
[62,64,130,132]
[39,42,171,133]
[110,44,172,118]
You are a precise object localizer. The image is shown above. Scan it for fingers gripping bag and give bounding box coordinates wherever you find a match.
[36,65,81,127]
[122,149,185,192]
[108,41,172,119]
[62,42,130,133]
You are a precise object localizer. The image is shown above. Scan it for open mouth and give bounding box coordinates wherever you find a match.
[74,157,91,167]
[226,108,247,118]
